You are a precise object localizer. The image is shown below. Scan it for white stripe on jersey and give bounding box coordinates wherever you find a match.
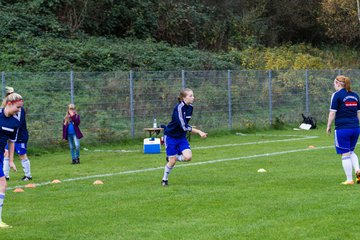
[177,102,187,131]
[329,92,336,111]
[2,127,14,132]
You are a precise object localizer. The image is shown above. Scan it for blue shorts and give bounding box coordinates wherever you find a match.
[334,128,360,154]
[164,135,191,156]
[5,143,28,155]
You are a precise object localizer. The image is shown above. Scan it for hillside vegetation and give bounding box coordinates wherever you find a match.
[1,0,360,71]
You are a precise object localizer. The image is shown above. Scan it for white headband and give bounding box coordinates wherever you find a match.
[335,79,345,85]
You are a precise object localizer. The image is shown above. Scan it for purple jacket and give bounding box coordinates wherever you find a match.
[62,114,84,140]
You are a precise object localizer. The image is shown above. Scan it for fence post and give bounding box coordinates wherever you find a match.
[129,70,135,138]
[181,70,186,88]
[227,70,232,130]
[70,69,74,104]
[268,70,273,126]
[305,69,309,115]
[1,72,5,99]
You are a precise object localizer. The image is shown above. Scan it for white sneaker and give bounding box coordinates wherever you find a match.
[0,221,12,228]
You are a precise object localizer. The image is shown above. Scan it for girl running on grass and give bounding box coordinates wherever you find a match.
[161,88,207,186]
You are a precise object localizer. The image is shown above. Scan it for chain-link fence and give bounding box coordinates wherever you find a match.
[2,69,359,146]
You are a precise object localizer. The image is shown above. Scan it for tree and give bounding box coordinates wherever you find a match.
[55,0,90,36]
[260,0,322,46]
[318,0,360,46]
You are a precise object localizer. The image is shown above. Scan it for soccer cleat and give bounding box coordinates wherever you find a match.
[356,171,360,184]
[161,180,168,186]
[0,221,12,228]
[21,176,32,181]
[341,180,354,185]
[166,156,169,162]
[5,176,9,181]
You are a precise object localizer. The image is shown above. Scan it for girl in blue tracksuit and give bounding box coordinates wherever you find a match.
[161,88,207,186]
[3,87,31,181]
[0,92,24,228]
[326,75,360,185]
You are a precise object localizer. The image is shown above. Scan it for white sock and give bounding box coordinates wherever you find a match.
[0,193,4,222]
[21,159,31,177]
[342,155,353,181]
[3,158,10,178]
[162,165,173,181]
[350,152,360,173]
[176,155,184,162]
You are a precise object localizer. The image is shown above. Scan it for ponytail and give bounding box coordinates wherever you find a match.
[344,77,351,92]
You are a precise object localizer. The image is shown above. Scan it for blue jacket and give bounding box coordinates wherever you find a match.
[13,108,28,143]
[164,101,193,138]
[0,108,21,157]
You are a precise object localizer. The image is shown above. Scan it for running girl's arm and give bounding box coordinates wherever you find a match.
[191,127,208,138]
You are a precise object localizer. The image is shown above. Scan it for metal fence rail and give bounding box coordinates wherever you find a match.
[1,69,358,146]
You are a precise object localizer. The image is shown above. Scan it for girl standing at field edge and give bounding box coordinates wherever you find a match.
[161,88,207,186]
[326,75,360,185]
[0,92,24,228]
[63,104,83,164]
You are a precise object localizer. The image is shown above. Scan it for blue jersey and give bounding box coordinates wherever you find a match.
[164,101,193,138]
[14,108,28,143]
[330,88,360,129]
[0,108,21,157]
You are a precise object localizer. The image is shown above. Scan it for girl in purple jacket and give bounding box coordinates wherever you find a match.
[63,104,83,164]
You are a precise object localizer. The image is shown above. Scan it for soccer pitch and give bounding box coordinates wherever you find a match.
[2,128,359,239]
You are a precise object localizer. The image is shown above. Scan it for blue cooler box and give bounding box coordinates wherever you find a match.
[143,138,161,154]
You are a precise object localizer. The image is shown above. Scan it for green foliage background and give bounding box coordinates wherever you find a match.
[1,0,360,72]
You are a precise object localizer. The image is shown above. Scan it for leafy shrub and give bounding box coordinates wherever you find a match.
[272,115,286,129]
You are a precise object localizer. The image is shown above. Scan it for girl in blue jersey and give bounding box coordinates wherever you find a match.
[0,92,23,228]
[326,75,360,185]
[2,87,32,181]
[161,88,207,186]
[63,104,83,164]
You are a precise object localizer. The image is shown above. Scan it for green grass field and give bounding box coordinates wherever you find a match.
[1,128,359,239]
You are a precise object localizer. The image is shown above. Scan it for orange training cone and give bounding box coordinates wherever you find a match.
[51,179,61,184]
[93,180,104,185]
[13,188,24,193]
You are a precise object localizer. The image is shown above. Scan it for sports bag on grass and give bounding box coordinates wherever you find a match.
[301,113,316,129]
